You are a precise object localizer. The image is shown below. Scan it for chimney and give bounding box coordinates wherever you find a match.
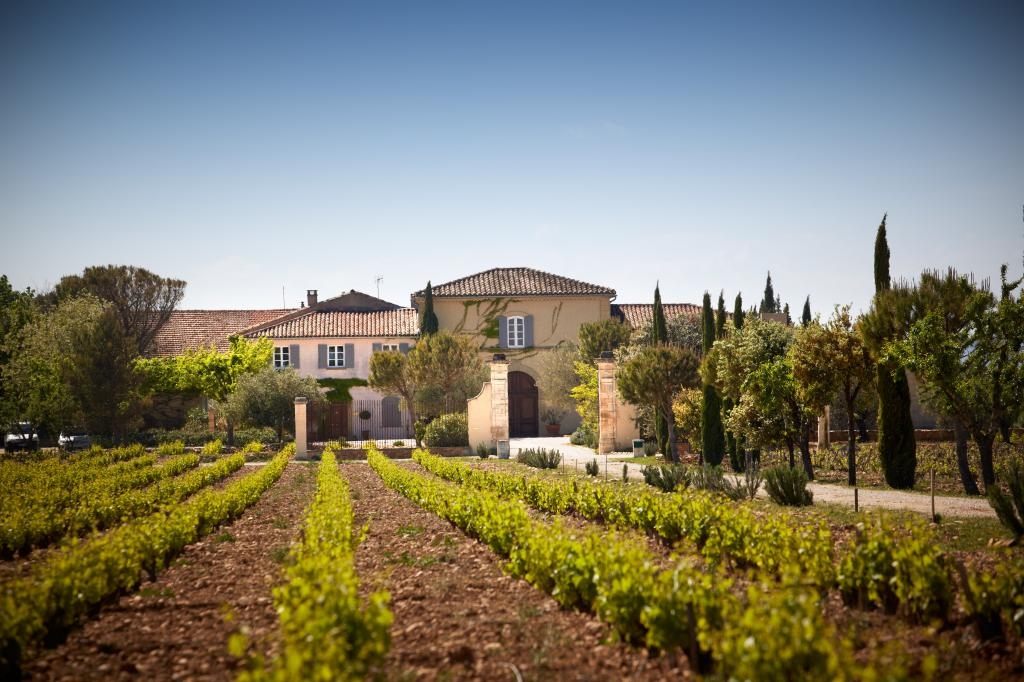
[307,289,318,307]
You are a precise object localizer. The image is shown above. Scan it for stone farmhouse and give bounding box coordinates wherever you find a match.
[150,267,699,443]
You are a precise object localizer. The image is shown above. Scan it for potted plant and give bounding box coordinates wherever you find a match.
[541,407,562,436]
[358,409,371,441]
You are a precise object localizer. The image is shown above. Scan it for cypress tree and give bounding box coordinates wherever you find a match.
[420,281,439,336]
[733,293,745,331]
[874,214,917,488]
[760,272,777,313]
[801,296,812,327]
[652,284,669,454]
[701,292,725,465]
[730,293,751,470]
[715,291,726,339]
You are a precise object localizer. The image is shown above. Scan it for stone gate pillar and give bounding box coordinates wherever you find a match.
[490,355,510,442]
[597,352,617,454]
[294,396,308,458]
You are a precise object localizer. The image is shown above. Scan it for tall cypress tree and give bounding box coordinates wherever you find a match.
[874,214,917,488]
[420,281,439,336]
[760,272,777,313]
[729,293,749,471]
[652,284,669,454]
[715,291,726,339]
[801,296,812,327]
[701,292,725,464]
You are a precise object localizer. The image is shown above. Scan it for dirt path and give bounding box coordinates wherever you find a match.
[344,460,683,681]
[22,460,319,682]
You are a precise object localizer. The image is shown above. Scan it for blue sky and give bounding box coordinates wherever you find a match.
[2,1,1022,316]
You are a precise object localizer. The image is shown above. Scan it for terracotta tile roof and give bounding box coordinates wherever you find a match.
[149,309,295,357]
[613,303,701,330]
[244,309,419,339]
[416,267,615,298]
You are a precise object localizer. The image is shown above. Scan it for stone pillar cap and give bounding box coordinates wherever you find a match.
[294,396,308,404]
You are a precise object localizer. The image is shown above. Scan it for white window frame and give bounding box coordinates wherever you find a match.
[380,343,400,352]
[327,345,345,368]
[507,316,525,348]
[273,346,290,368]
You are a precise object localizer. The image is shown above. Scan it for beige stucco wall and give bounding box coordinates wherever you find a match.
[269,337,413,382]
[426,295,611,350]
[467,382,493,451]
[420,294,609,434]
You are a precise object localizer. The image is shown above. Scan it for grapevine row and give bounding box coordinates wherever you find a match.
[414,450,1020,634]
[369,446,869,679]
[237,449,392,681]
[1,451,247,557]
[0,446,292,677]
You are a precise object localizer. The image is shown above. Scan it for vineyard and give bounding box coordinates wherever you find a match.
[1,444,1022,680]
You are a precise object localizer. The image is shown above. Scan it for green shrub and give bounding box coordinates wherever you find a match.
[739,461,763,501]
[641,464,690,493]
[764,465,813,506]
[241,440,265,455]
[201,439,222,457]
[622,464,629,482]
[585,459,600,476]
[516,448,562,469]
[988,457,1024,541]
[392,440,405,447]
[422,413,468,448]
[643,441,658,457]
[571,423,597,449]
[689,464,746,501]
[475,442,493,459]
[323,439,348,451]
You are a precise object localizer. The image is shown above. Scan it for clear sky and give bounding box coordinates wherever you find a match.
[2,1,1022,316]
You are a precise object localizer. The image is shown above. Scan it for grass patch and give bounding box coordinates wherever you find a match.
[397,525,424,537]
[213,531,236,543]
[140,587,174,598]
[271,515,290,530]
[270,545,291,565]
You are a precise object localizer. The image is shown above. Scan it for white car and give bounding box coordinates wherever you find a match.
[58,430,92,451]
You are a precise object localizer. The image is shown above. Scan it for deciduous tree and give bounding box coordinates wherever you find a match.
[617,344,700,463]
[792,306,874,485]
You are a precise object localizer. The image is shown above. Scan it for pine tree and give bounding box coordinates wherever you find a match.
[652,284,669,454]
[420,281,439,336]
[801,296,812,327]
[760,272,777,313]
[701,292,725,464]
[873,214,917,488]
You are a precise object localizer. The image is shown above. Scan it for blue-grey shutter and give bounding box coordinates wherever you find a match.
[497,316,508,348]
[318,344,327,369]
[372,342,382,353]
[524,315,534,348]
[399,342,410,354]
[290,344,300,368]
[345,343,355,368]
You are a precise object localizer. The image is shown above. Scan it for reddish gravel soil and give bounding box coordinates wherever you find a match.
[344,460,682,681]
[21,460,319,681]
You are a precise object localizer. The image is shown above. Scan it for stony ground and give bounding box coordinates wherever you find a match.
[13,456,1024,681]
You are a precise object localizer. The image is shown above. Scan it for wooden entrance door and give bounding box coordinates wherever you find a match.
[509,371,538,437]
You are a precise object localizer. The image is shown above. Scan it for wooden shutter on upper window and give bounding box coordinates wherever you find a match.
[318,344,327,369]
[497,316,508,348]
[344,343,355,368]
[524,315,534,348]
[290,344,300,368]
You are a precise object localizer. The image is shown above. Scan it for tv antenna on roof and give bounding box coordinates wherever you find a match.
[376,275,383,299]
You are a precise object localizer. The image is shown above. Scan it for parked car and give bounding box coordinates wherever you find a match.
[58,429,92,451]
[5,422,40,452]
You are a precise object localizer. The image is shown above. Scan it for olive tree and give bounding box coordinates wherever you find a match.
[617,344,701,463]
